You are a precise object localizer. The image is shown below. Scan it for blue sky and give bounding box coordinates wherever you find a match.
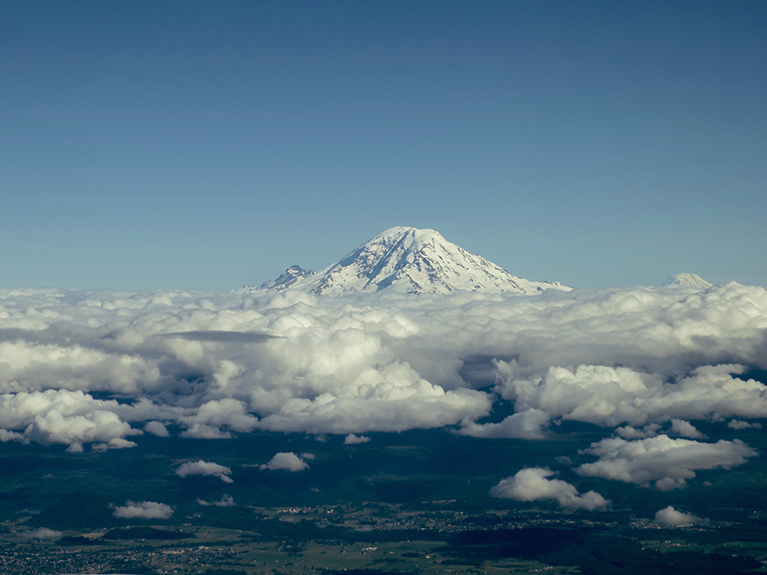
[2,1,765,291]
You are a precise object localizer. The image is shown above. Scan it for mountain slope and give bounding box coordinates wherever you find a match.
[242,226,571,296]
[662,273,713,289]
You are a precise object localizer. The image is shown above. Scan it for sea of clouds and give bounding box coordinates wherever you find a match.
[1,282,766,502]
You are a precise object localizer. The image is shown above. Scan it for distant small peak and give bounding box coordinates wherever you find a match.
[259,265,316,291]
[662,273,713,289]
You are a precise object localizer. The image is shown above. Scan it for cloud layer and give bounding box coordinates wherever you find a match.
[0,282,764,462]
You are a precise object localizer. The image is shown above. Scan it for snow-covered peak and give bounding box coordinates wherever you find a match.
[241,227,571,296]
[662,273,713,289]
[369,226,443,247]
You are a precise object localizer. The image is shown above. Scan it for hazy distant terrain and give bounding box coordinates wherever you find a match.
[1,422,766,574]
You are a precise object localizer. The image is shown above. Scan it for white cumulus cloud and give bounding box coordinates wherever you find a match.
[456,408,550,439]
[490,467,609,510]
[197,494,235,507]
[176,460,233,483]
[576,435,758,490]
[669,419,706,439]
[344,433,370,444]
[144,421,170,437]
[113,501,174,519]
[26,527,63,539]
[0,389,140,449]
[654,506,708,526]
[728,419,762,430]
[498,362,767,429]
[615,424,661,439]
[260,452,309,472]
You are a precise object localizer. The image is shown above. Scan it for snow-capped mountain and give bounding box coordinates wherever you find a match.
[661,273,713,289]
[241,226,571,296]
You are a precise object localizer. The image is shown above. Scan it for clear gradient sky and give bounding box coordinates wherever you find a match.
[2,1,765,292]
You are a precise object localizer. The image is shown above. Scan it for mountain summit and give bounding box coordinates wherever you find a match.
[242,226,571,296]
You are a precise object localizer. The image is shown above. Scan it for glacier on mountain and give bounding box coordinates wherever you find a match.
[662,273,713,289]
[240,226,571,296]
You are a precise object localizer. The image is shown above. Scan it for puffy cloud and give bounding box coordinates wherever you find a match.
[256,387,490,435]
[144,421,170,437]
[26,527,62,540]
[654,506,708,526]
[456,408,550,439]
[498,362,767,429]
[0,281,766,448]
[113,501,174,519]
[344,433,371,444]
[0,338,160,395]
[576,435,758,490]
[0,429,26,443]
[0,390,140,449]
[728,419,762,430]
[176,460,233,483]
[499,364,655,427]
[197,494,235,507]
[260,452,309,472]
[180,424,232,439]
[615,424,661,439]
[178,399,259,438]
[91,438,138,452]
[669,419,706,439]
[617,420,707,440]
[490,467,609,511]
